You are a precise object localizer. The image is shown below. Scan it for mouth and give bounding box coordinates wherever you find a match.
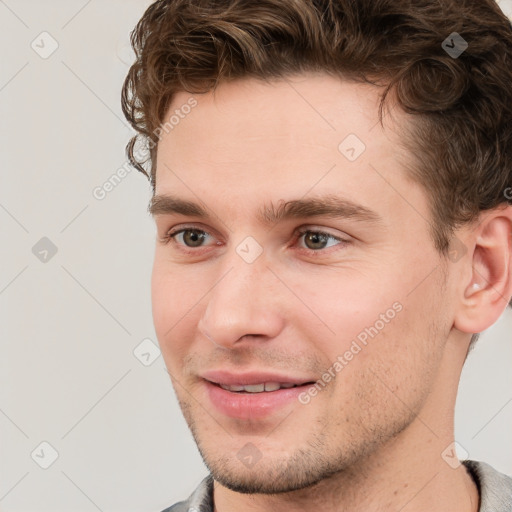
[201,373,318,420]
[210,381,315,393]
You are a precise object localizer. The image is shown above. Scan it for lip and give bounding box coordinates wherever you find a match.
[200,370,317,420]
[200,369,317,386]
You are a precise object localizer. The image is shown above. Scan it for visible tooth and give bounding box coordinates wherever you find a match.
[219,382,302,393]
[220,384,245,391]
[264,382,281,392]
[243,384,265,393]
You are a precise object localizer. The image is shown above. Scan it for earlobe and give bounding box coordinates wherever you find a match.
[453,208,512,336]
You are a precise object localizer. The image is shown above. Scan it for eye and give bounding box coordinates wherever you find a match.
[159,226,349,255]
[295,229,345,252]
[161,227,214,249]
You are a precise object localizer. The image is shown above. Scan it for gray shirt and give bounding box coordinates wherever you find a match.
[161,460,512,512]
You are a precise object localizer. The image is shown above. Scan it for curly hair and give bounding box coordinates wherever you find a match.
[121,0,512,311]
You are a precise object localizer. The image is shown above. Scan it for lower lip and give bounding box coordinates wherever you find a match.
[204,380,313,420]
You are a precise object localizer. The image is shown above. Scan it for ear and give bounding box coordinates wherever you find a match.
[453,205,512,336]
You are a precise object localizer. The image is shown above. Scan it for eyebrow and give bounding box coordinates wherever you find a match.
[148,193,383,227]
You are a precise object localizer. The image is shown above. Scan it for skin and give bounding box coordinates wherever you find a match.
[150,73,512,512]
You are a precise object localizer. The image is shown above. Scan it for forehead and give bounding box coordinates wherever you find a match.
[160,75,387,165]
[153,74,420,223]
[157,74,400,173]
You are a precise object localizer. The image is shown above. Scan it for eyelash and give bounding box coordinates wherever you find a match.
[159,226,349,256]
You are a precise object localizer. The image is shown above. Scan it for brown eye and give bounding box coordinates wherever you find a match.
[183,230,206,247]
[172,229,209,247]
[298,230,342,252]
[303,231,330,250]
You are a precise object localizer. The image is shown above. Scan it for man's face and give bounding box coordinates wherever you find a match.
[151,74,454,493]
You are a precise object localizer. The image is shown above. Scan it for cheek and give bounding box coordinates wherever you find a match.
[318,310,442,448]
[290,268,407,351]
[299,264,445,395]
[335,287,447,410]
[151,260,197,364]
[151,261,170,336]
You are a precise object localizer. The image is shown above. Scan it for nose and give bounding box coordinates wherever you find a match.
[197,255,285,349]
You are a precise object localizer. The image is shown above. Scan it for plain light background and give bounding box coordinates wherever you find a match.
[1,1,511,510]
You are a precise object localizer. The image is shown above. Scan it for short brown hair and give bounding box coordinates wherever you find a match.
[121,0,512,309]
